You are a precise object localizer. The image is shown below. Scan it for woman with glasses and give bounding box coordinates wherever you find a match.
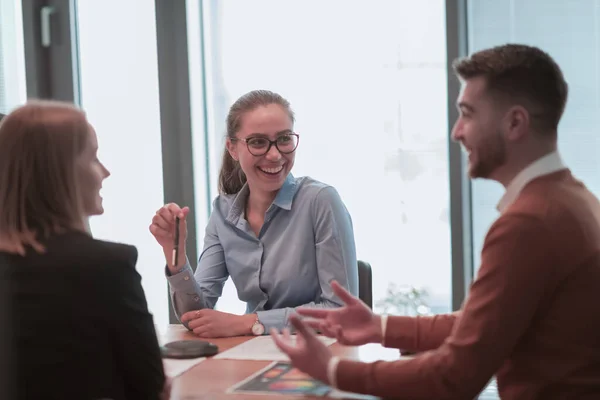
[150,90,358,338]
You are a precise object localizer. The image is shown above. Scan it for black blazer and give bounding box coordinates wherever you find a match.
[2,231,165,400]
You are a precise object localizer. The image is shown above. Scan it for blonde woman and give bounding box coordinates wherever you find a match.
[0,102,168,400]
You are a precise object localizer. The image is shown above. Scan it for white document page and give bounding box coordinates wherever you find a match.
[213,335,336,361]
[162,357,206,378]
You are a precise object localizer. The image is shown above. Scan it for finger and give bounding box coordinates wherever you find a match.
[289,315,318,343]
[302,319,334,336]
[270,328,299,356]
[282,328,292,341]
[181,311,193,323]
[296,307,333,319]
[332,325,345,342]
[193,326,211,338]
[154,212,176,239]
[165,203,183,215]
[318,324,340,339]
[160,378,172,400]
[303,318,325,330]
[149,222,172,240]
[179,206,190,220]
[178,209,189,243]
[157,205,177,223]
[152,213,172,231]
[181,309,202,323]
[331,280,360,305]
[187,316,205,330]
[149,223,171,239]
[163,377,172,396]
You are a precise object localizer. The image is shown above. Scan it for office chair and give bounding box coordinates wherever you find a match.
[357,260,373,309]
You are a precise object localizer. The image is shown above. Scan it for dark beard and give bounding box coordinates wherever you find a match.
[469,132,507,179]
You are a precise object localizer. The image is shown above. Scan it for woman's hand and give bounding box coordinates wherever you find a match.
[149,203,189,271]
[181,309,255,338]
[160,377,172,400]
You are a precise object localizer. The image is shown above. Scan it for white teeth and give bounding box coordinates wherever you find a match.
[261,166,283,174]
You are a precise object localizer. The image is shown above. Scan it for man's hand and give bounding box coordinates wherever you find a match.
[297,280,382,346]
[270,315,333,384]
[180,309,254,338]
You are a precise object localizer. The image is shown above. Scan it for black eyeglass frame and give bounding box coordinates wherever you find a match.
[230,132,300,156]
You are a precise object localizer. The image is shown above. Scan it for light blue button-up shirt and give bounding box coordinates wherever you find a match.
[166,174,358,332]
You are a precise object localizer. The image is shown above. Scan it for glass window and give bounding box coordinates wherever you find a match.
[0,0,27,113]
[75,0,168,326]
[468,0,600,270]
[190,0,452,315]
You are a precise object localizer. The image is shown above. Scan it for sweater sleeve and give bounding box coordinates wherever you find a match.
[382,312,460,352]
[335,215,557,399]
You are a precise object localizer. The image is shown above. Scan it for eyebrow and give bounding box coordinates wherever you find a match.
[247,129,292,138]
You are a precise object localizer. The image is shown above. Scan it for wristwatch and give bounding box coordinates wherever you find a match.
[251,316,265,336]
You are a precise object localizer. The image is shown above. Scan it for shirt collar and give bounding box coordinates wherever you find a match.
[497,151,567,213]
[271,173,297,210]
[226,173,298,224]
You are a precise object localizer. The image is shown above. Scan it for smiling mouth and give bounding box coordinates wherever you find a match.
[258,165,284,175]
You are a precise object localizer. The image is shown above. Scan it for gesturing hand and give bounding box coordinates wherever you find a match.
[270,315,333,385]
[297,280,382,346]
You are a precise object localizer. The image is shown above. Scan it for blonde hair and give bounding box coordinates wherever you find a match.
[0,100,89,254]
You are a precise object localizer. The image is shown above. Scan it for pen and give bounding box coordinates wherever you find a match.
[172,216,180,267]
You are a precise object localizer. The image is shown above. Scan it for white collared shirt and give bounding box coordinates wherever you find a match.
[497,152,567,213]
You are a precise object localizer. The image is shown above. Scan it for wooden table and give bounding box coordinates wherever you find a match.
[158,324,402,400]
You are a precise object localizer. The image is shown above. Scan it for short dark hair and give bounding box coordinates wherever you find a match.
[453,44,568,135]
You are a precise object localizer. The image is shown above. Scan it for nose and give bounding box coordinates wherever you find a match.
[102,162,111,178]
[450,120,462,143]
[265,143,282,161]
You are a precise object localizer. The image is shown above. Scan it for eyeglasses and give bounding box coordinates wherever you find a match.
[232,133,300,156]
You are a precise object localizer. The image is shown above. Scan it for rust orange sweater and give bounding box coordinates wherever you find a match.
[337,171,600,399]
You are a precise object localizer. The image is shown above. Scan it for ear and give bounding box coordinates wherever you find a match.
[226,138,238,161]
[505,106,530,141]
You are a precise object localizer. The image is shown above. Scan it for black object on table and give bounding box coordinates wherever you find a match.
[160,340,219,359]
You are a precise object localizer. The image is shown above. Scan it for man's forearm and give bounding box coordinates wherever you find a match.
[383,312,460,352]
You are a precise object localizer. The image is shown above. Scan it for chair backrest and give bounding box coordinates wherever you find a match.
[357,260,373,309]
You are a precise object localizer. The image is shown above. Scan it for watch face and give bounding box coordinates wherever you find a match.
[252,322,265,336]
